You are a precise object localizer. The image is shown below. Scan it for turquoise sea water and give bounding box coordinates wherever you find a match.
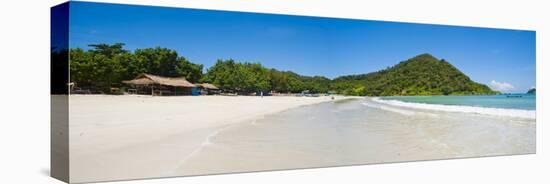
[381,95,536,110]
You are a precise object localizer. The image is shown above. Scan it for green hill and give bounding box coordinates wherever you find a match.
[332,54,499,96]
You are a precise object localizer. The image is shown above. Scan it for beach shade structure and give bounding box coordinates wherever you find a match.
[195,83,221,95]
[123,73,196,96]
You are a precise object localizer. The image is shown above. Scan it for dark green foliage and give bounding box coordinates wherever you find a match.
[527,88,536,94]
[202,59,333,93]
[132,47,203,81]
[203,59,271,93]
[69,43,203,93]
[266,70,331,93]
[332,54,499,96]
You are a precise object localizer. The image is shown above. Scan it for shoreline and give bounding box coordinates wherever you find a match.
[68,95,361,182]
[173,96,535,176]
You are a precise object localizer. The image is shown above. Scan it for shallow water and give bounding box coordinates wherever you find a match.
[176,98,535,176]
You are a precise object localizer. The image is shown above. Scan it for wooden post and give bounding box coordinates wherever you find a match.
[151,85,154,96]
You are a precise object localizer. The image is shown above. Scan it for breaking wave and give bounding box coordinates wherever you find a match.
[371,97,535,119]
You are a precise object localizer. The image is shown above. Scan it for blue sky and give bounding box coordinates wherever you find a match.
[68,1,536,93]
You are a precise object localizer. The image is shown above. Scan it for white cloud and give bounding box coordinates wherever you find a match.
[489,80,515,92]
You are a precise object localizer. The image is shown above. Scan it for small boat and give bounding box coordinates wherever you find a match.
[506,95,523,98]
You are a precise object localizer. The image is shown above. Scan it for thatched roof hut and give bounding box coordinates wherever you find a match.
[123,73,196,87]
[123,74,196,96]
[194,83,220,95]
[195,83,219,90]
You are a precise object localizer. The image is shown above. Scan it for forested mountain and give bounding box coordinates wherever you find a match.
[67,43,498,96]
[332,54,499,96]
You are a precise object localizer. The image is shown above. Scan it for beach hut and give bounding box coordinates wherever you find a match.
[195,83,220,95]
[123,73,196,96]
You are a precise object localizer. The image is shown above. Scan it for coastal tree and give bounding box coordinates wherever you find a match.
[69,43,203,93]
[203,60,272,93]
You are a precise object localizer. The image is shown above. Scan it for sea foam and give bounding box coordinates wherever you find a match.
[372,97,536,120]
[362,101,438,117]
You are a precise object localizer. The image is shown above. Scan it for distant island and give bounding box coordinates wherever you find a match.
[60,43,499,96]
[527,88,536,94]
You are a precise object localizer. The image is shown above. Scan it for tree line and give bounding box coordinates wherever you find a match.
[69,43,203,92]
[64,43,498,96]
[67,43,337,94]
[204,59,335,94]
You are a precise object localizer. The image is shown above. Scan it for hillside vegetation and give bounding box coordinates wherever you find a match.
[332,54,499,96]
[62,43,498,96]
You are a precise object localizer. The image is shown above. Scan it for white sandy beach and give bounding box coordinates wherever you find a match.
[67,95,535,183]
[68,95,355,182]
